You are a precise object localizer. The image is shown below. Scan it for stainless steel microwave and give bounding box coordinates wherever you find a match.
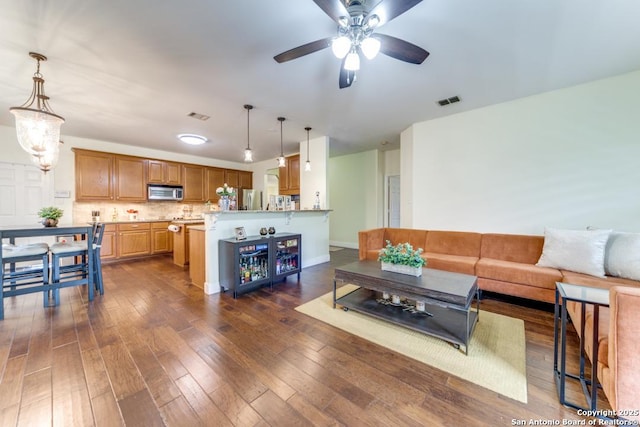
[147,185,184,201]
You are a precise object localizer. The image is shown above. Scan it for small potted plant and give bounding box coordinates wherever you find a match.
[378,240,426,277]
[38,206,64,227]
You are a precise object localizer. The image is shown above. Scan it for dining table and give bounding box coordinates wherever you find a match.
[1,224,96,312]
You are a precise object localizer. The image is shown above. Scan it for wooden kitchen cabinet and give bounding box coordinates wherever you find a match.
[188,227,206,288]
[239,170,253,190]
[147,160,182,185]
[117,222,151,258]
[224,170,239,188]
[279,154,300,195]
[205,167,226,202]
[182,164,206,202]
[151,221,172,254]
[100,224,118,260]
[115,155,147,202]
[75,149,114,201]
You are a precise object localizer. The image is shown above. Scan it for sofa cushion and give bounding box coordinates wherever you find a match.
[536,227,611,277]
[480,233,545,264]
[423,252,477,275]
[561,271,640,291]
[383,228,427,252]
[476,258,562,289]
[425,230,481,257]
[605,231,640,281]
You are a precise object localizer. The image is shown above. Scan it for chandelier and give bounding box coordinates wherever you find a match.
[10,52,65,173]
[331,12,381,71]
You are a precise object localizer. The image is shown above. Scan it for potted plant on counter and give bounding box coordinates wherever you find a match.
[38,206,64,227]
[378,240,426,277]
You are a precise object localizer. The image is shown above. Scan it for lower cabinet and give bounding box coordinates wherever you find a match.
[218,233,301,298]
[151,222,172,254]
[117,223,151,258]
[100,221,172,261]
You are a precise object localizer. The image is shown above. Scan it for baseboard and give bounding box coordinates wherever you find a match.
[329,240,358,249]
[303,254,330,268]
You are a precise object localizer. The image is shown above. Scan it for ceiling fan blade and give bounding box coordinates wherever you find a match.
[368,0,423,27]
[313,0,349,24]
[339,57,355,89]
[274,38,333,63]
[377,33,429,64]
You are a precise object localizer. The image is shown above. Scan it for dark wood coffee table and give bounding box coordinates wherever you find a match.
[333,261,479,354]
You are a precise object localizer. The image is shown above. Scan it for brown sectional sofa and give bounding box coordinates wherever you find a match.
[358,228,640,420]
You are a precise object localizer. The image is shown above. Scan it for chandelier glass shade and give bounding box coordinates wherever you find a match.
[277,117,286,168]
[243,104,253,162]
[10,52,65,172]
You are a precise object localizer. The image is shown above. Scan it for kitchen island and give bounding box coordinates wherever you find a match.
[200,210,331,295]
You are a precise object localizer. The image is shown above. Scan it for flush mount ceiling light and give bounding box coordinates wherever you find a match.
[177,133,208,145]
[243,104,254,162]
[277,117,286,168]
[9,52,65,172]
[304,127,312,172]
[274,0,429,89]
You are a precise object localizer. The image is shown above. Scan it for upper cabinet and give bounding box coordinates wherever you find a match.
[147,160,182,185]
[239,171,253,190]
[279,154,300,196]
[182,164,206,202]
[205,167,225,202]
[74,148,252,202]
[115,156,147,202]
[75,149,114,201]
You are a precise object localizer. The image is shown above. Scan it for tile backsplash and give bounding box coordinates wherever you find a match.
[74,201,210,222]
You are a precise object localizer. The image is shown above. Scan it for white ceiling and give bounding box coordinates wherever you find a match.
[1,0,639,163]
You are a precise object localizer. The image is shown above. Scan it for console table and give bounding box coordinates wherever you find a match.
[554,282,609,412]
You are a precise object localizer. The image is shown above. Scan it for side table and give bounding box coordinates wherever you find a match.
[554,282,609,412]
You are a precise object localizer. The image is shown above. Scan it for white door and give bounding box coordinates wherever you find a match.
[0,162,54,230]
[388,175,400,227]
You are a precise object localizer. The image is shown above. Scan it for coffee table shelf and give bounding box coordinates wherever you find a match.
[336,287,479,351]
[333,261,479,354]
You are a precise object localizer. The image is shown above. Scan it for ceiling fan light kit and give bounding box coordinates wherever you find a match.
[274,0,429,88]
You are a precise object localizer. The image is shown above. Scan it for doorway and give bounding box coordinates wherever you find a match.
[387,175,400,227]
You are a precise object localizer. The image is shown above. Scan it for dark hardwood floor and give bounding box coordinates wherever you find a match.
[0,248,608,426]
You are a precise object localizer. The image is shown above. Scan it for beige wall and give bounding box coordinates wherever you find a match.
[328,149,382,248]
[403,70,640,234]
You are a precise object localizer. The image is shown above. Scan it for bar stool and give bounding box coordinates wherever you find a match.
[1,242,52,320]
[49,223,104,304]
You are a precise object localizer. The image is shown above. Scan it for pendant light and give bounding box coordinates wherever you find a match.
[10,52,65,172]
[277,117,286,167]
[243,104,253,162]
[304,127,311,172]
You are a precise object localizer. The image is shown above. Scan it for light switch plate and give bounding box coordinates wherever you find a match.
[54,190,71,198]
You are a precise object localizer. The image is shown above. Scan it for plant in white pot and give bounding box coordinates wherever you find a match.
[378,240,426,277]
[38,206,63,227]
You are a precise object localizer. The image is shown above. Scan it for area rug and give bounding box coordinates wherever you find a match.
[295,284,528,403]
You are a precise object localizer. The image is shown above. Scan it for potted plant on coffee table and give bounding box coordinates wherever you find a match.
[38,206,64,227]
[378,240,426,277]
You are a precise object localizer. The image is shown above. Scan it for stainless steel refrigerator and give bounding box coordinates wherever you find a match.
[242,189,262,210]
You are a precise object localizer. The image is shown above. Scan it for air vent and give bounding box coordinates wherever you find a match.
[437,96,461,106]
[187,112,210,121]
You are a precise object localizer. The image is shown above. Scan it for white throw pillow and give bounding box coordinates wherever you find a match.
[536,227,611,277]
[605,231,640,280]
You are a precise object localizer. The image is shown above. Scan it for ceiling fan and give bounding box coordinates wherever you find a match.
[274,0,429,89]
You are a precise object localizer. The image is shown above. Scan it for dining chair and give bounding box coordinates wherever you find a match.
[1,242,52,320]
[49,223,104,304]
